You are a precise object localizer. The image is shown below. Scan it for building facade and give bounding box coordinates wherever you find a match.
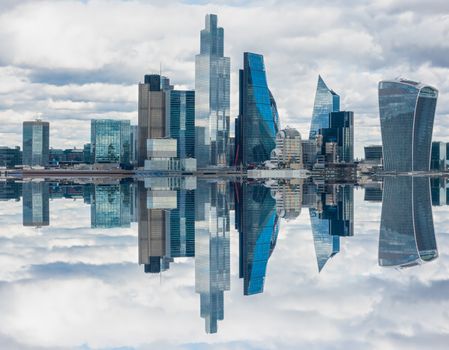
[309,75,340,139]
[0,146,22,168]
[170,90,196,159]
[195,14,230,168]
[364,145,383,164]
[431,141,446,171]
[319,111,354,163]
[379,79,438,172]
[22,181,49,227]
[23,120,50,167]
[235,52,280,167]
[270,128,303,168]
[91,119,131,165]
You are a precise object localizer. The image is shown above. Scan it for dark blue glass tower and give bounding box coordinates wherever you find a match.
[309,75,340,139]
[379,79,438,172]
[379,177,438,268]
[235,52,280,166]
[170,90,196,159]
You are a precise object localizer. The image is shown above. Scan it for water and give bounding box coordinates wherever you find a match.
[0,177,448,349]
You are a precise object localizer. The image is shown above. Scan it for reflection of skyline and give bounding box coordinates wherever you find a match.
[4,176,445,335]
[23,182,50,227]
[379,177,438,268]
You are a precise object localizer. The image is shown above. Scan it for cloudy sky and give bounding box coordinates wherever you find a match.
[0,182,449,349]
[1,0,449,157]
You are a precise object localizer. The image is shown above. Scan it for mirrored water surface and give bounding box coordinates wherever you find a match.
[1,177,448,349]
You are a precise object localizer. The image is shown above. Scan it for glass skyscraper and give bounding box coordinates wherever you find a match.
[379,177,438,268]
[169,90,196,159]
[320,111,354,163]
[379,79,438,172]
[235,52,280,166]
[91,119,131,164]
[309,75,340,139]
[195,14,230,167]
[22,120,50,167]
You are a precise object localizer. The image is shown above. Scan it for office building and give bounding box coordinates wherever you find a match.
[0,146,22,168]
[170,90,196,160]
[309,75,340,139]
[195,14,230,167]
[379,177,438,268]
[235,52,280,166]
[23,120,50,167]
[364,145,383,164]
[83,143,92,164]
[270,128,303,169]
[130,125,138,167]
[22,181,49,227]
[319,111,354,163]
[379,79,438,172]
[138,74,169,167]
[431,141,446,171]
[91,119,130,165]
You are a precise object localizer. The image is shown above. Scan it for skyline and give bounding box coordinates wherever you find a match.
[1,1,448,158]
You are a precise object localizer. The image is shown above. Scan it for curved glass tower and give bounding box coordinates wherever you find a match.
[235,52,280,166]
[379,176,438,268]
[309,75,340,139]
[379,79,438,172]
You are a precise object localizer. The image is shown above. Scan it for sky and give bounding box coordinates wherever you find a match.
[1,0,449,157]
[0,185,449,349]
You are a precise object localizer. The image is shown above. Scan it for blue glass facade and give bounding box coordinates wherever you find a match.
[320,111,354,163]
[235,52,280,166]
[309,75,340,139]
[91,119,131,165]
[170,90,196,159]
[236,182,279,295]
[22,121,50,166]
[379,177,438,268]
[379,79,438,172]
[91,184,131,228]
[170,189,195,257]
[195,14,230,167]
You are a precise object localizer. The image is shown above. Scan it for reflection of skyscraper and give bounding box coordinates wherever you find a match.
[235,182,279,295]
[379,79,438,172]
[309,184,354,272]
[309,76,340,140]
[379,177,438,268]
[195,14,230,167]
[235,52,280,166]
[22,182,49,227]
[91,183,131,228]
[137,181,176,273]
[195,180,230,334]
[0,180,22,201]
[170,189,195,258]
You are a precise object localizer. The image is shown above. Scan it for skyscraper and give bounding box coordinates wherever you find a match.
[235,52,280,166]
[169,90,196,160]
[91,119,131,165]
[309,75,340,140]
[319,111,354,163]
[138,74,169,167]
[379,177,438,268]
[195,14,230,168]
[23,120,50,167]
[379,79,438,172]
